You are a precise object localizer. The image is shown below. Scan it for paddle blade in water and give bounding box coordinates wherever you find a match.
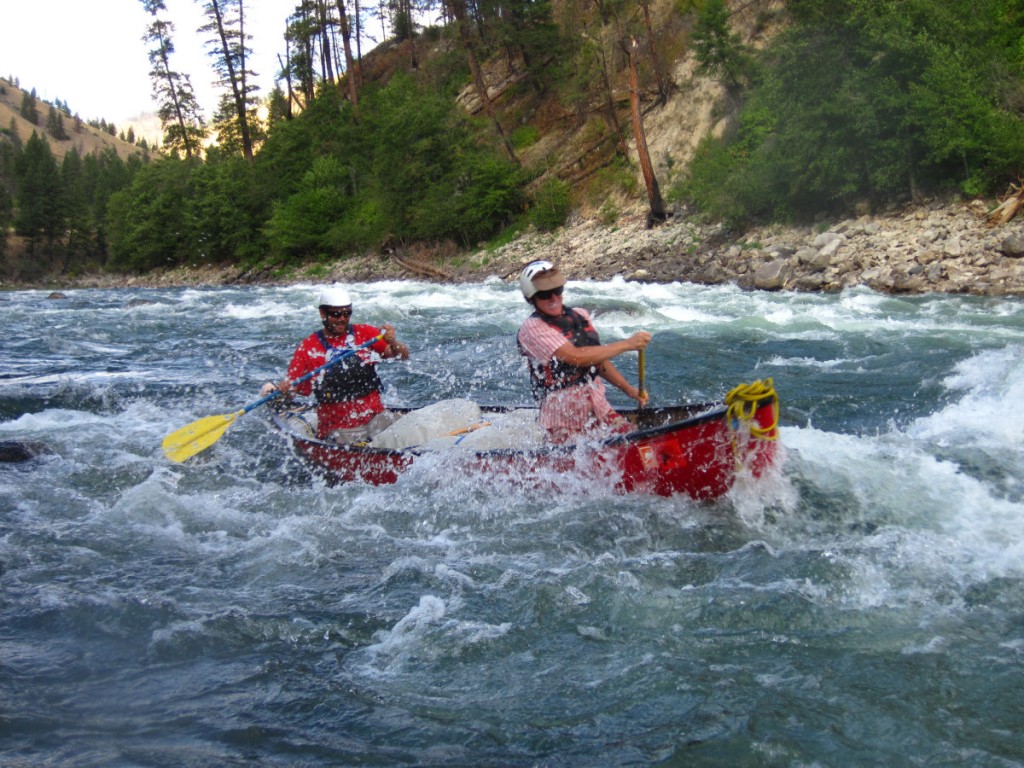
[162,410,243,462]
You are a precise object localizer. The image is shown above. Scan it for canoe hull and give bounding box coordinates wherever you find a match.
[617,402,778,498]
[272,396,779,500]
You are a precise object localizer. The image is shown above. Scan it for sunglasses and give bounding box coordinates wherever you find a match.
[534,286,564,300]
[324,308,352,319]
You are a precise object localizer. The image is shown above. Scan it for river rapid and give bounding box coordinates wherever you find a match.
[2,278,1023,767]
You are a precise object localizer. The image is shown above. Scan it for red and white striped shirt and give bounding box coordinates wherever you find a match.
[518,309,624,443]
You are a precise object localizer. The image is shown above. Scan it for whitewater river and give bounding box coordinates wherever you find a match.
[2,278,1023,766]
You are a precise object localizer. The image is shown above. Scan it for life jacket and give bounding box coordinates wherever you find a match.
[521,308,601,401]
[312,330,383,404]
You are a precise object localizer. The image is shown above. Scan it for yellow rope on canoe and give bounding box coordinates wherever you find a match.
[724,378,779,441]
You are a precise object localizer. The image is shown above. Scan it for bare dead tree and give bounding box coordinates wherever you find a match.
[626,35,666,226]
[335,0,361,109]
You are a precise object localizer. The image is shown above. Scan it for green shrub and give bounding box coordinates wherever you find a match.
[599,200,619,225]
[678,0,1024,222]
[530,178,571,231]
[511,125,540,149]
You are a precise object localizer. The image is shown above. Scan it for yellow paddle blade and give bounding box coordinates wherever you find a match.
[162,410,244,462]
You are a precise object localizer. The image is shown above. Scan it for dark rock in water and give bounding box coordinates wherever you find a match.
[47,292,68,300]
[127,298,157,307]
[0,440,52,462]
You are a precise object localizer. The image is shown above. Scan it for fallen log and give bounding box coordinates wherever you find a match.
[987,180,1024,226]
[394,255,453,280]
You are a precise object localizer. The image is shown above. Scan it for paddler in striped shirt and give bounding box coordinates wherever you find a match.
[516,261,650,444]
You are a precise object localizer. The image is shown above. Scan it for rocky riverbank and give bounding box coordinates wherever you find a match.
[14,198,1024,297]
[477,198,1024,297]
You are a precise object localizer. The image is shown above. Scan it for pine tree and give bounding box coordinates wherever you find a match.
[0,139,13,259]
[61,148,93,269]
[6,117,23,152]
[20,89,39,125]
[46,106,69,140]
[141,0,207,158]
[200,0,260,160]
[0,182,11,258]
[284,2,320,110]
[691,0,751,90]
[14,132,63,263]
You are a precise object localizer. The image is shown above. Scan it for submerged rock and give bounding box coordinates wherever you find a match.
[0,440,52,463]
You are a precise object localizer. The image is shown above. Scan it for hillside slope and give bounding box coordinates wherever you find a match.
[441,0,786,217]
[0,77,149,162]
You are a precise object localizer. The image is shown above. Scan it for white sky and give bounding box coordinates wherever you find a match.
[0,0,299,125]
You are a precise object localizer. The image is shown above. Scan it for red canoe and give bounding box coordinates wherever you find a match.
[269,380,780,500]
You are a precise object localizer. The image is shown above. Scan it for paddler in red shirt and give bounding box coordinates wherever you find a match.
[262,285,410,442]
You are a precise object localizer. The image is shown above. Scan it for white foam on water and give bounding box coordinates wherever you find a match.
[763,355,848,370]
[909,345,1024,448]
[351,592,514,678]
[0,408,108,432]
[221,296,305,321]
[654,304,723,325]
[782,403,1024,612]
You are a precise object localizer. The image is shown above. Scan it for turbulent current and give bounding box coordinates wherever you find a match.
[2,279,1023,766]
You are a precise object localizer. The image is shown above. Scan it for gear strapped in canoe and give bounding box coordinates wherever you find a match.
[725,378,779,440]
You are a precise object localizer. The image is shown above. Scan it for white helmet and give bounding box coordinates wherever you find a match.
[519,260,565,300]
[317,285,352,307]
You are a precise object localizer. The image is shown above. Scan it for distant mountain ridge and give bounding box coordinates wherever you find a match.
[0,77,150,161]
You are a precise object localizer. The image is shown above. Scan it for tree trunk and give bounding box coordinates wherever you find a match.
[638,0,668,104]
[318,0,335,83]
[627,37,666,226]
[300,2,316,106]
[154,24,198,158]
[354,0,363,86]
[208,0,254,160]
[235,0,254,158]
[334,0,360,110]
[277,51,295,119]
